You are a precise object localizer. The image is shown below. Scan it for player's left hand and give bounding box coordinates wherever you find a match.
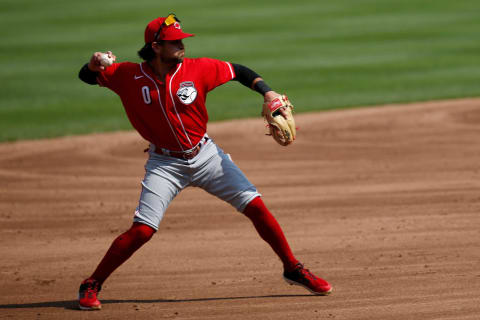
[262,93,296,146]
[264,91,289,120]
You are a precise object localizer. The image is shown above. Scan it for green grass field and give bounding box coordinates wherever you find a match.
[1,0,479,142]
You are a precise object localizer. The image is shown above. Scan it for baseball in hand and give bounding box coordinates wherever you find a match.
[99,53,114,67]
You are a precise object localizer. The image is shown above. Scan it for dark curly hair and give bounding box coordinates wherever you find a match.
[137,41,164,61]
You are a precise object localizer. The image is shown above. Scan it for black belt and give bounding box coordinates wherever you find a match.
[154,137,209,160]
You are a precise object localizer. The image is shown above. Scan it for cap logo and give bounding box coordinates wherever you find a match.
[174,22,181,29]
[177,81,197,105]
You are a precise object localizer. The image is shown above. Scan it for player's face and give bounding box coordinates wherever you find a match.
[157,40,185,64]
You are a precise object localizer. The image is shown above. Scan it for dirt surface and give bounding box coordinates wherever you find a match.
[1,98,480,320]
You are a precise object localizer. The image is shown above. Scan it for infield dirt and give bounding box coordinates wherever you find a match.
[1,99,479,319]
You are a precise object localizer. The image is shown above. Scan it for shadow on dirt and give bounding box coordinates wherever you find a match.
[0,294,320,311]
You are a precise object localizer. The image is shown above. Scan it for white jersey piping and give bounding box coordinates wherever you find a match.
[139,63,184,151]
[226,62,235,79]
[169,63,194,148]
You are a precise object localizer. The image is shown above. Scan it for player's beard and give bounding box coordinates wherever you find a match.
[160,51,184,65]
[160,56,183,64]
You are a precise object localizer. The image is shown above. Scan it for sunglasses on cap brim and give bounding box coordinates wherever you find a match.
[154,13,181,41]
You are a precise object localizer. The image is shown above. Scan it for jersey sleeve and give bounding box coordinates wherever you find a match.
[199,58,236,92]
[96,62,124,93]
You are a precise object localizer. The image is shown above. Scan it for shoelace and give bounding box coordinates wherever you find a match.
[81,281,100,299]
[299,267,318,282]
[87,287,97,299]
[292,263,318,283]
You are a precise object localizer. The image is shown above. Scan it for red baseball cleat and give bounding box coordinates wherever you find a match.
[78,278,102,310]
[283,263,332,295]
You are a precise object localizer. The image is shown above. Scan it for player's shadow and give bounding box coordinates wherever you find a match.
[0,294,318,311]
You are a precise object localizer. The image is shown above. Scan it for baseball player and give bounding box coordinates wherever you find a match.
[77,14,332,311]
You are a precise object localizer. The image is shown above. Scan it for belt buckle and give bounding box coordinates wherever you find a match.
[180,137,207,160]
[183,144,201,160]
[182,147,197,159]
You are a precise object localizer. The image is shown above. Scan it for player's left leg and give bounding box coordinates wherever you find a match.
[192,140,332,295]
[242,196,298,271]
[192,141,298,269]
[243,197,332,295]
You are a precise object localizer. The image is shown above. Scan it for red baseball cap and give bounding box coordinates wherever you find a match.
[144,14,195,43]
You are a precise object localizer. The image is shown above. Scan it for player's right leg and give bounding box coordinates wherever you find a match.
[78,152,189,310]
[78,222,155,310]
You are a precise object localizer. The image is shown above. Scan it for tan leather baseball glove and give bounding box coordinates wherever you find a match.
[262,95,296,146]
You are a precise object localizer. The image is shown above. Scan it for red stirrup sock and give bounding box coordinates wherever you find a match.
[90,222,155,284]
[243,197,299,271]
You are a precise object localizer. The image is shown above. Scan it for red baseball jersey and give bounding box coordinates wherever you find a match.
[96,58,235,151]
